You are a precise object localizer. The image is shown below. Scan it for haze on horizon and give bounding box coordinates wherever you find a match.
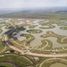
[0,0,67,10]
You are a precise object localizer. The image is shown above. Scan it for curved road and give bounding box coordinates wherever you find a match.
[4,35,67,58]
[6,41,67,58]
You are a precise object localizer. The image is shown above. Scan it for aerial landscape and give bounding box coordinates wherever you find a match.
[0,0,67,67]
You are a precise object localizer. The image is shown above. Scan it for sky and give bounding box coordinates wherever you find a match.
[0,0,67,10]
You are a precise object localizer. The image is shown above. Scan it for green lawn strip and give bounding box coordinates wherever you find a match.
[38,39,52,50]
[27,29,42,34]
[24,34,34,43]
[29,25,37,28]
[40,24,55,29]
[41,39,52,50]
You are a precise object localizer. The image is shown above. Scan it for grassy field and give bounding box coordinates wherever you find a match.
[0,54,33,67]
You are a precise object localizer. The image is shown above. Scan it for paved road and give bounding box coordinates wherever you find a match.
[4,35,67,58]
[7,43,67,58]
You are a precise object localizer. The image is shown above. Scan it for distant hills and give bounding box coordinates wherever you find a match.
[0,7,67,18]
